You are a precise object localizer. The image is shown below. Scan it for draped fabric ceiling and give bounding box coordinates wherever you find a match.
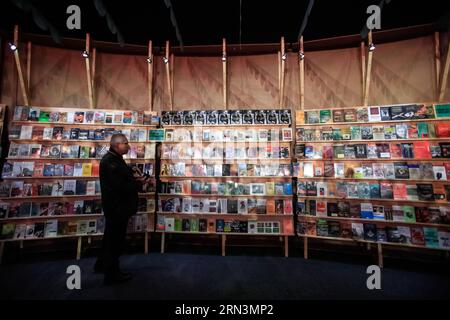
[1,34,450,115]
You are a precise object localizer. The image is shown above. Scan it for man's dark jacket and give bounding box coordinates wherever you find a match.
[100,149,139,219]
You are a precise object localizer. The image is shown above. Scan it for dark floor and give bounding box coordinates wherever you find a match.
[1,251,449,300]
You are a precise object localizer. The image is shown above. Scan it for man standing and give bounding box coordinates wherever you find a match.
[95,133,148,285]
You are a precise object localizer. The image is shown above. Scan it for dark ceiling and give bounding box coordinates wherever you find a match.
[0,0,449,47]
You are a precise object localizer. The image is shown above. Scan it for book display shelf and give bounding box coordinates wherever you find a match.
[157,109,295,256]
[0,106,159,262]
[295,103,450,266]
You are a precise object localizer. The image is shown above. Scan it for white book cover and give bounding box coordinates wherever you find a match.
[397,226,412,244]
[13,224,27,239]
[182,197,192,213]
[44,220,58,238]
[86,220,98,234]
[200,198,210,213]
[248,221,258,234]
[433,166,447,181]
[351,223,364,239]
[13,106,23,121]
[372,126,385,140]
[73,163,83,177]
[165,217,175,232]
[63,180,77,195]
[334,163,345,178]
[383,163,396,179]
[238,198,248,214]
[373,205,385,220]
[368,106,381,122]
[51,181,64,196]
[208,199,218,213]
[25,224,36,239]
[67,112,75,124]
[191,199,201,212]
[316,182,328,197]
[42,128,53,140]
[218,198,227,214]
[145,144,156,159]
[77,221,88,235]
[316,200,328,217]
[86,181,96,195]
[19,125,33,140]
[304,162,314,178]
[438,231,450,249]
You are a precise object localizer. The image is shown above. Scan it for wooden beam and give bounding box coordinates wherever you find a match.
[91,48,97,107]
[377,243,384,268]
[299,36,305,110]
[435,32,441,99]
[26,41,31,92]
[13,25,29,106]
[363,31,374,107]
[222,38,227,109]
[161,232,165,253]
[278,51,281,95]
[84,33,94,109]
[280,37,286,108]
[76,236,82,260]
[303,237,308,259]
[148,40,154,111]
[144,231,149,254]
[284,236,289,258]
[165,41,173,110]
[361,41,366,104]
[170,53,175,102]
[221,234,226,257]
[439,41,450,102]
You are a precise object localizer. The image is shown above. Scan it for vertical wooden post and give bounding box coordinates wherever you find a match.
[12,25,29,106]
[148,40,154,111]
[299,36,305,110]
[363,31,374,107]
[303,237,308,259]
[84,33,94,109]
[439,41,450,102]
[221,234,226,257]
[0,242,5,264]
[377,243,383,268]
[170,53,174,101]
[161,232,165,253]
[91,48,97,106]
[435,32,441,100]
[222,38,227,109]
[284,236,289,258]
[26,41,31,93]
[278,51,281,94]
[279,37,286,108]
[165,41,173,110]
[144,231,149,254]
[76,237,82,260]
[361,41,366,104]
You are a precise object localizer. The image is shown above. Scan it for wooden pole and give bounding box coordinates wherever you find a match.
[299,36,305,110]
[13,25,29,106]
[435,32,441,100]
[361,41,366,104]
[170,53,174,101]
[280,37,286,108]
[222,38,227,109]
[284,236,289,258]
[26,41,31,93]
[91,48,97,107]
[84,33,94,109]
[165,41,173,110]
[363,31,374,106]
[439,41,450,102]
[221,234,226,257]
[278,51,281,95]
[148,40,154,111]
[144,231,149,254]
[76,236,82,260]
[377,243,384,268]
[161,232,165,253]
[303,237,308,259]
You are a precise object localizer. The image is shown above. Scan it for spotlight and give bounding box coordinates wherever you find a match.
[163,57,169,64]
[221,54,227,62]
[281,53,287,61]
[147,57,152,64]
[8,42,17,51]
[368,43,376,52]
[299,52,305,60]
[82,51,89,58]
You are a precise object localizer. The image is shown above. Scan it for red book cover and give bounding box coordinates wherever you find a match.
[413,142,431,159]
[390,143,402,158]
[92,162,100,177]
[322,145,334,160]
[436,124,450,137]
[393,183,407,200]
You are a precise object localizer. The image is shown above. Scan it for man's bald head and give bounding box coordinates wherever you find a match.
[110,133,130,155]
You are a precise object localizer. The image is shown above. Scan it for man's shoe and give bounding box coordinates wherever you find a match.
[103,272,133,286]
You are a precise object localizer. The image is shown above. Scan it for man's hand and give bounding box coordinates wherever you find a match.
[135,175,150,184]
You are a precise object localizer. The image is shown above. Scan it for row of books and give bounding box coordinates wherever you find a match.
[161,145,291,160]
[157,216,286,234]
[164,128,293,142]
[0,198,156,219]
[295,141,450,160]
[158,197,293,215]
[296,122,449,141]
[297,181,448,202]
[0,180,101,198]
[160,163,293,177]
[14,106,159,126]
[10,125,161,142]
[299,104,437,125]
[161,110,292,126]
[160,180,293,196]
[297,161,447,181]
[0,179,155,198]
[297,219,450,249]
[2,162,154,179]
[0,214,149,240]
[297,200,450,224]
[7,143,156,159]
